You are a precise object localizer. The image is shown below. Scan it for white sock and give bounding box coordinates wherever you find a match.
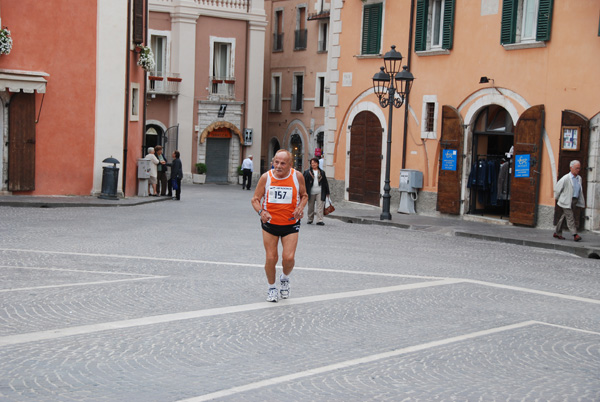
[268,283,277,290]
[280,273,289,282]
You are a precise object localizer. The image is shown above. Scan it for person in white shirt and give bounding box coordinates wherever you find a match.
[554,160,585,242]
[144,147,160,196]
[241,155,253,190]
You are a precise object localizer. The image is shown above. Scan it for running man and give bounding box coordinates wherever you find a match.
[251,150,308,302]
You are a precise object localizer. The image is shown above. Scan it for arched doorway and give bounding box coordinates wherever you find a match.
[349,111,382,206]
[144,125,163,155]
[290,133,303,171]
[468,105,514,218]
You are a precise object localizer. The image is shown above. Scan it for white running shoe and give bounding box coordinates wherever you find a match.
[280,275,290,299]
[267,288,279,302]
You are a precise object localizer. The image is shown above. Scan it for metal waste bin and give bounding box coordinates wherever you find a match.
[98,157,120,200]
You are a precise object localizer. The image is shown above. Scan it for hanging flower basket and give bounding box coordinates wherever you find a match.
[137,46,155,72]
[167,77,182,82]
[148,76,163,81]
[0,28,13,56]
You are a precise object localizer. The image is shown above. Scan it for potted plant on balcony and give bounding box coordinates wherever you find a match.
[193,163,207,184]
[0,27,13,55]
[137,45,155,72]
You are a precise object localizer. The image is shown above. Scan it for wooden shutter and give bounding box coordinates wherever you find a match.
[362,3,382,55]
[536,0,554,41]
[442,0,455,50]
[349,111,382,206]
[133,0,144,45]
[8,93,36,191]
[509,105,544,227]
[500,0,517,44]
[436,105,463,214]
[553,110,589,227]
[415,0,428,51]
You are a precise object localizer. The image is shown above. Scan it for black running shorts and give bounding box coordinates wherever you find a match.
[261,221,301,237]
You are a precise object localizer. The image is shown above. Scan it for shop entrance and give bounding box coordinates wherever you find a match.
[468,105,514,218]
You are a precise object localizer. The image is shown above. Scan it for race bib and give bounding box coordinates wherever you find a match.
[268,186,293,204]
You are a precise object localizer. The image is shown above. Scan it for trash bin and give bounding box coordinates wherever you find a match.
[98,157,120,200]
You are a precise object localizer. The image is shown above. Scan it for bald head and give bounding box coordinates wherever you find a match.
[272,150,294,178]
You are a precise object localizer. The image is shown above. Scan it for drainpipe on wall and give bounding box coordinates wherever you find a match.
[401,0,415,169]
[122,0,132,195]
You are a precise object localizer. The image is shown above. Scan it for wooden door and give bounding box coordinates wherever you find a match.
[509,105,544,226]
[349,111,382,206]
[436,105,464,214]
[553,110,589,226]
[8,92,36,191]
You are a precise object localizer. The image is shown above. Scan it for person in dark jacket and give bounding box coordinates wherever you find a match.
[303,157,330,225]
[168,150,183,200]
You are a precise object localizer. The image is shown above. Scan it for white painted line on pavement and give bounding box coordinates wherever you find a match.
[0,279,461,347]
[0,265,159,277]
[178,321,540,401]
[0,276,168,293]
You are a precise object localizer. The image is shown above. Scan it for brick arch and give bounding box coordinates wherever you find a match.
[199,121,242,144]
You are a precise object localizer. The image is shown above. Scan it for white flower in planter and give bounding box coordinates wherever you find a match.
[137,46,155,71]
[0,28,13,56]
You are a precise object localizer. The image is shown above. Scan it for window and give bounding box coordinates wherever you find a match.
[270,75,282,112]
[273,10,284,52]
[361,3,382,55]
[501,0,554,46]
[148,30,170,91]
[210,38,235,98]
[421,96,438,139]
[415,0,455,52]
[295,7,307,50]
[318,21,328,52]
[130,83,139,121]
[292,74,304,112]
[315,74,326,107]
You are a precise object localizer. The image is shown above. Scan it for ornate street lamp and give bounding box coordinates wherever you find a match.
[372,45,414,220]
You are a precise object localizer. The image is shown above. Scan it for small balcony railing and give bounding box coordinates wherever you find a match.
[318,39,327,53]
[273,33,284,52]
[147,72,181,95]
[269,94,281,112]
[294,29,307,50]
[291,93,303,112]
[209,76,235,99]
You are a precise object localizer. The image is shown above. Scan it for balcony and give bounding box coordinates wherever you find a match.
[294,29,307,50]
[152,0,250,12]
[147,72,181,96]
[209,76,235,100]
[269,93,281,112]
[273,32,284,52]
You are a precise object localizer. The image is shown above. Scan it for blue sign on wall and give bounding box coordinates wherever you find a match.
[514,154,530,178]
[441,149,457,171]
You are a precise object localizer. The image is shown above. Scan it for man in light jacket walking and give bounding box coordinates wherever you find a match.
[554,160,585,241]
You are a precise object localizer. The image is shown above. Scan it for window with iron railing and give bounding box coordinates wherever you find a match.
[209,76,235,99]
[291,93,303,112]
[295,29,307,50]
[273,32,284,52]
[269,94,281,112]
[147,72,181,95]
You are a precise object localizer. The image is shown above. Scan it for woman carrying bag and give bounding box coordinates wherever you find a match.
[303,157,330,226]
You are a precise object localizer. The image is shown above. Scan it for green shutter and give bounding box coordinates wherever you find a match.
[536,0,554,41]
[442,0,455,50]
[415,0,428,51]
[500,0,517,44]
[362,3,382,55]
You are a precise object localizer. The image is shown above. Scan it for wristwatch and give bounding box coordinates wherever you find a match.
[258,209,263,216]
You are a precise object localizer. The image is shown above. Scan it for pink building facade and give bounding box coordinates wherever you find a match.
[0,0,149,197]
[327,0,600,230]
[147,0,266,184]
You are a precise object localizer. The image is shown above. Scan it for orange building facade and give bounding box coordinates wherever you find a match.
[0,0,149,197]
[327,0,600,230]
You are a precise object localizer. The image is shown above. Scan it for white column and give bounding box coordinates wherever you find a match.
[245,18,267,173]
[170,5,198,178]
[93,0,128,195]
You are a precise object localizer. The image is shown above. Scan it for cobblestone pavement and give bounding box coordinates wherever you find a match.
[0,184,599,401]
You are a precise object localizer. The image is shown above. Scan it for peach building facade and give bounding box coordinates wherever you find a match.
[327,0,600,230]
[261,0,330,174]
[147,0,266,184]
[0,0,148,197]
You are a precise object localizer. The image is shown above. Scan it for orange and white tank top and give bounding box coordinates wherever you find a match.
[263,168,300,225]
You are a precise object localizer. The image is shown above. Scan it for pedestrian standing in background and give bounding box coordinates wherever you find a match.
[303,157,330,226]
[155,145,168,196]
[170,150,183,201]
[241,154,254,190]
[554,160,585,242]
[144,147,159,196]
[251,150,308,302]
[319,154,324,170]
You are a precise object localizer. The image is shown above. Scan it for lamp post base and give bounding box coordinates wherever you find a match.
[380,212,392,220]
